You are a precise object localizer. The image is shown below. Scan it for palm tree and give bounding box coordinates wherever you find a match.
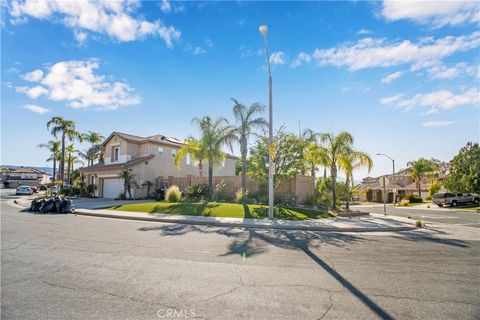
[174,137,208,177]
[65,145,84,184]
[38,140,61,181]
[47,117,80,183]
[407,158,440,197]
[81,131,104,166]
[303,141,328,180]
[339,150,373,210]
[319,132,354,210]
[231,99,267,192]
[118,170,135,199]
[192,116,235,191]
[299,129,320,175]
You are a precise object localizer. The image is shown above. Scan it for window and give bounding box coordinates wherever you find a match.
[186,153,191,165]
[113,147,120,161]
[171,149,177,158]
[158,147,164,156]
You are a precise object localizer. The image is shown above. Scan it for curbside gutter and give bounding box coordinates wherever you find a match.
[73,209,416,232]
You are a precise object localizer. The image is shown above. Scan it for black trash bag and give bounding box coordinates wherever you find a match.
[62,199,74,213]
[54,197,64,213]
[29,199,42,212]
[40,199,55,213]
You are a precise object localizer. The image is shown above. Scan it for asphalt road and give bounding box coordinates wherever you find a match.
[352,203,480,228]
[1,192,480,320]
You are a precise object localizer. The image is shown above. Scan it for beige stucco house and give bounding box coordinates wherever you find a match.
[81,132,237,198]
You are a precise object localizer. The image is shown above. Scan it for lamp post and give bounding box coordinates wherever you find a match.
[259,24,274,219]
[377,153,396,205]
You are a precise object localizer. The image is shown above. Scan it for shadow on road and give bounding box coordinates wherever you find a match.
[138,224,395,319]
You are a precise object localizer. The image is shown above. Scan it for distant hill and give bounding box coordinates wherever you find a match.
[3,165,53,176]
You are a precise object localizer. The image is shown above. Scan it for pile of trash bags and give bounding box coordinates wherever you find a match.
[28,196,75,214]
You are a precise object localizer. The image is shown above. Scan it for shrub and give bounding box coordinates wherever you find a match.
[303,194,317,207]
[59,188,70,196]
[185,184,211,201]
[406,194,423,203]
[235,189,251,204]
[115,193,126,200]
[166,185,181,203]
[429,179,441,198]
[213,180,227,201]
[400,199,410,206]
[416,219,423,228]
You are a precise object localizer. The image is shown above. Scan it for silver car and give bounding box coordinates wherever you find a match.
[16,185,33,195]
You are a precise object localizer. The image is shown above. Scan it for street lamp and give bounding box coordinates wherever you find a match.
[259,24,274,219]
[377,153,396,206]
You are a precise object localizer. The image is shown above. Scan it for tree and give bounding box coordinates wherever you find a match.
[191,116,235,191]
[338,149,373,210]
[318,132,354,210]
[38,140,61,181]
[407,158,440,197]
[298,129,320,175]
[47,117,80,183]
[81,131,105,166]
[118,170,135,199]
[65,145,84,184]
[429,179,441,197]
[231,99,267,193]
[444,142,480,193]
[174,137,208,177]
[303,141,328,180]
[247,128,304,186]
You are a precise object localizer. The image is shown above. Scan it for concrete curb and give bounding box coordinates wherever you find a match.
[73,209,416,233]
[11,198,416,232]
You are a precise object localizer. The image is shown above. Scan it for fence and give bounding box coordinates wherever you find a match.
[154,174,314,205]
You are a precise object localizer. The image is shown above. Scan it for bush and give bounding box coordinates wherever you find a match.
[166,185,182,203]
[213,180,228,202]
[235,189,251,204]
[400,199,410,206]
[115,193,126,200]
[406,194,423,203]
[185,184,211,201]
[303,194,317,207]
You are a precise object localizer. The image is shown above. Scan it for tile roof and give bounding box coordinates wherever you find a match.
[81,155,154,173]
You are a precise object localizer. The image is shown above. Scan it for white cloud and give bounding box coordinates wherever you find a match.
[8,0,181,46]
[290,52,312,69]
[160,0,171,13]
[192,46,206,55]
[16,59,141,111]
[380,88,479,114]
[357,28,371,35]
[381,0,480,28]
[427,62,476,80]
[23,104,50,114]
[239,45,263,58]
[308,31,480,71]
[422,120,454,127]
[381,71,403,84]
[21,69,43,82]
[270,51,285,65]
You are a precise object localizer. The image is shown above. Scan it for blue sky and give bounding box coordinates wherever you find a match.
[1,0,479,179]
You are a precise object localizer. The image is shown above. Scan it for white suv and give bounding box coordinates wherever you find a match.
[433,193,480,207]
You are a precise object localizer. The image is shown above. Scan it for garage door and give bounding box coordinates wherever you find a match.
[103,178,125,199]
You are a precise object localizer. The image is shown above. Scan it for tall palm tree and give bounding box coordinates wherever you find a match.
[231,99,267,193]
[47,117,80,183]
[303,141,328,180]
[38,140,61,181]
[407,158,440,197]
[65,145,84,184]
[192,116,235,191]
[319,131,354,210]
[174,137,208,177]
[339,150,373,210]
[118,170,135,199]
[81,131,104,166]
[299,129,320,175]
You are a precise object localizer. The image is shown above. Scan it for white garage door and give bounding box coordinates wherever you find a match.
[103,178,125,199]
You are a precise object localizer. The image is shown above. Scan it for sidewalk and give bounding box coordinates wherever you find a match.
[13,198,417,232]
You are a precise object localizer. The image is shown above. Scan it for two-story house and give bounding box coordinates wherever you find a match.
[81,132,237,198]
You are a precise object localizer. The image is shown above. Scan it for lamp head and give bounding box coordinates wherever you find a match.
[259,25,268,37]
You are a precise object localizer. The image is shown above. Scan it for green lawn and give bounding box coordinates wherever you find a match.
[109,202,335,220]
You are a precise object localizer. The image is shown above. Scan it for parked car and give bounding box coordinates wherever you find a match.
[432,193,480,207]
[16,186,33,195]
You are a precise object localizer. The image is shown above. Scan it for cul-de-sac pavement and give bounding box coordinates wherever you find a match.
[2,189,479,320]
